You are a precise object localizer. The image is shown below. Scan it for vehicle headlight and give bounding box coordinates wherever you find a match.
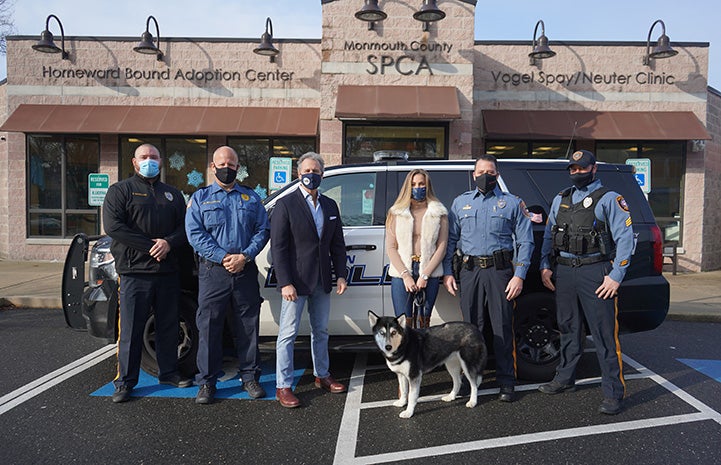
[89,241,117,286]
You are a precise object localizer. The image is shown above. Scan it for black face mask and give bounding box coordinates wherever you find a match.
[570,171,594,189]
[475,173,497,194]
[215,167,238,185]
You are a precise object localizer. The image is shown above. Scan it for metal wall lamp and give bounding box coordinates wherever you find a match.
[529,19,556,66]
[413,0,445,32]
[133,15,163,61]
[355,0,387,30]
[254,17,280,63]
[643,19,678,66]
[32,14,69,59]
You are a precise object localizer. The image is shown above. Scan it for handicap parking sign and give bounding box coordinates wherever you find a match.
[269,157,293,191]
[626,158,651,194]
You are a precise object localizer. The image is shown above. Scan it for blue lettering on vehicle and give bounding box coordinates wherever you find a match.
[264,262,392,288]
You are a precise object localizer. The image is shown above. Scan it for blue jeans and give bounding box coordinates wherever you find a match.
[390,261,440,318]
[275,282,331,389]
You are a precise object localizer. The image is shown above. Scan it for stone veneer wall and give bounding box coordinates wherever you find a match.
[700,87,721,271]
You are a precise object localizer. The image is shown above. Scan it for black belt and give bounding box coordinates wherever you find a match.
[556,255,607,267]
[471,256,496,269]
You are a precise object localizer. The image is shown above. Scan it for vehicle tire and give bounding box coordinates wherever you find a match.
[514,292,561,382]
[140,292,199,378]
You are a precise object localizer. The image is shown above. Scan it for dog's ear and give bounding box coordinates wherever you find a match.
[368,310,379,328]
[397,314,406,329]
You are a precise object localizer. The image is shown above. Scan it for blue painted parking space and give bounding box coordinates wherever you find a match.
[91,361,304,400]
[678,358,721,383]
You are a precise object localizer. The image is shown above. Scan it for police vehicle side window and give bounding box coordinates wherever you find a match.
[319,173,378,227]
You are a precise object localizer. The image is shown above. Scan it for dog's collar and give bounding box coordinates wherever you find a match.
[386,351,405,364]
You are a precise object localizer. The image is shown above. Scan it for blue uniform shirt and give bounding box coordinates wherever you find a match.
[185,182,270,264]
[540,179,634,283]
[444,185,534,280]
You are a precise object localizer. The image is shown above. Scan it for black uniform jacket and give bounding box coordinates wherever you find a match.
[103,174,187,275]
[270,187,347,296]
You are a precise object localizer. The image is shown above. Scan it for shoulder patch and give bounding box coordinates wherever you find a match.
[519,200,532,218]
[616,195,629,212]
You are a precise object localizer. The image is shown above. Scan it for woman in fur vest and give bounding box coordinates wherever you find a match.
[386,169,448,328]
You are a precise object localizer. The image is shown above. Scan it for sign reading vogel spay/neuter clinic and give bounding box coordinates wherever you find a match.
[88,173,110,206]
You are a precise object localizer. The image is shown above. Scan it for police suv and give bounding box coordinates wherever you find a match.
[62,158,670,381]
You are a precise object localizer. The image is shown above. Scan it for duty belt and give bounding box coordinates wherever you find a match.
[470,256,496,269]
[556,255,607,267]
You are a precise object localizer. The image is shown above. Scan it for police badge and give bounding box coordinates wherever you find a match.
[583,197,593,208]
[165,192,173,201]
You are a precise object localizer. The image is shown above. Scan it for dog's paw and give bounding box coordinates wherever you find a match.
[465,399,477,408]
[441,394,456,402]
[393,399,407,407]
[399,409,414,418]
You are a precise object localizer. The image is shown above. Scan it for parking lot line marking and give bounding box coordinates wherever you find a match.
[334,353,368,465]
[349,413,711,464]
[624,354,721,425]
[335,354,721,464]
[0,344,116,416]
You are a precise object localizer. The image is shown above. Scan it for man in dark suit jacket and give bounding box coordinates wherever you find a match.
[271,152,348,408]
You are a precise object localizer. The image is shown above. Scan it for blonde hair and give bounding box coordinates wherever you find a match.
[387,169,440,220]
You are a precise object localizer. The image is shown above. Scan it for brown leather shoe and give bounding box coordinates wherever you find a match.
[315,375,347,393]
[276,388,300,408]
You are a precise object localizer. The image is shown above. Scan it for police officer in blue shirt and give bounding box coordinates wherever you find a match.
[443,154,534,403]
[538,150,634,416]
[185,146,270,404]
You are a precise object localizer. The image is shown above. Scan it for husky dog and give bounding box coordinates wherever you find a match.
[368,311,488,418]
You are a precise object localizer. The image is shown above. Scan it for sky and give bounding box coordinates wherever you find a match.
[3,0,720,89]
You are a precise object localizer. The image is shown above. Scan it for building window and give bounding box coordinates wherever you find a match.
[120,136,208,204]
[596,141,685,244]
[228,137,316,199]
[485,141,572,159]
[27,135,100,238]
[344,123,447,163]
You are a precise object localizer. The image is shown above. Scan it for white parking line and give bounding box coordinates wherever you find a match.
[0,344,116,415]
[333,353,721,464]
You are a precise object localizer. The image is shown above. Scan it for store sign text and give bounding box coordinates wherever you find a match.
[344,40,453,76]
[41,66,295,83]
[491,70,675,87]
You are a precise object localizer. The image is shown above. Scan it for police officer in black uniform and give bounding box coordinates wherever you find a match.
[103,143,191,403]
[538,150,634,415]
[443,154,534,402]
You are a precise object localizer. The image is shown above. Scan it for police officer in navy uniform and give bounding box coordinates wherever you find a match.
[538,150,634,415]
[103,143,192,403]
[185,146,270,404]
[443,154,534,403]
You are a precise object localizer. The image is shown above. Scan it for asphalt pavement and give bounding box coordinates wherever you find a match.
[0,258,720,321]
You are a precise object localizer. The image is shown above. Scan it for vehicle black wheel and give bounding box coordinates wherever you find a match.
[140,292,199,378]
[514,292,560,382]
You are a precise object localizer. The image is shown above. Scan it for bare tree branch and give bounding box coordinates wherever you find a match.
[0,0,17,55]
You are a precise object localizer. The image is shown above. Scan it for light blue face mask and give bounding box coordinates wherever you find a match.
[138,159,160,178]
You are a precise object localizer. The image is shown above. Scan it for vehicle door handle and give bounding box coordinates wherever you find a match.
[346,244,376,251]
